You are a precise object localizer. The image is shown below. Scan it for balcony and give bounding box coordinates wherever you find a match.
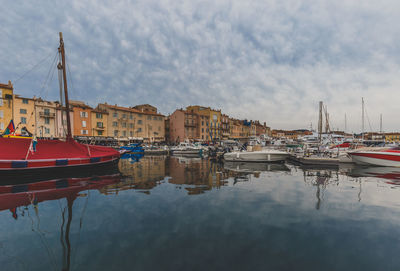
[39,112,55,118]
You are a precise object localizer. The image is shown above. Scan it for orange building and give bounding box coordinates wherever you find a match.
[70,100,92,136]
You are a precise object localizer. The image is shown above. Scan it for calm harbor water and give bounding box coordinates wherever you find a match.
[1,155,400,270]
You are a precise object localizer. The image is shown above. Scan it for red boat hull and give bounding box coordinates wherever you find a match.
[0,137,120,171]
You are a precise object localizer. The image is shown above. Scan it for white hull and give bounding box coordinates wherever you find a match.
[349,151,400,167]
[224,150,288,162]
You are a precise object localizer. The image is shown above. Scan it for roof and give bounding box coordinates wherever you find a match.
[70,100,93,110]
[99,103,165,117]
[0,81,13,90]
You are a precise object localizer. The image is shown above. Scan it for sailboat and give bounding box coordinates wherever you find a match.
[0,33,120,176]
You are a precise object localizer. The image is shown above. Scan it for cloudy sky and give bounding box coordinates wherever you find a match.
[1,0,400,132]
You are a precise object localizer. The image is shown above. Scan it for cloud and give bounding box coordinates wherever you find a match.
[1,0,400,132]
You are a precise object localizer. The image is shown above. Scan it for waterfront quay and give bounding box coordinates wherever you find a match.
[1,155,400,270]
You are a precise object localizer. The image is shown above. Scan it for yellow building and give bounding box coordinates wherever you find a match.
[186,105,221,141]
[385,133,400,143]
[91,108,108,137]
[0,81,14,133]
[97,103,165,142]
[13,95,35,135]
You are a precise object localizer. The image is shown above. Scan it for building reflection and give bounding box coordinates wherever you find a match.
[166,156,230,195]
[100,155,167,194]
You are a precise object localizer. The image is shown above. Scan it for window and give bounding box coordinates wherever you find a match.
[122,122,127,128]
[0,110,3,118]
[82,120,87,127]
[122,113,127,119]
[129,114,133,120]
[0,99,3,106]
[97,122,103,128]
[153,116,157,120]
[44,108,50,115]
[20,109,27,114]
[114,130,118,137]
[122,131,127,137]
[21,117,27,124]
[81,130,88,135]
[98,130,103,136]
[138,120,142,124]
[202,128,204,132]
[202,121,204,126]
[80,111,88,118]
[137,128,142,132]
[113,112,118,118]
[129,123,134,128]
[159,117,162,121]
[22,99,29,104]
[45,117,50,124]
[147,116,151,120]
[138,114,142,117]
[45,128,50,134]
[96,113,103,119]
[130,131,133,137]
[112,122,118,127]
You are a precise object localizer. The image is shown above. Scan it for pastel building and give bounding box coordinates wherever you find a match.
[35,98,58,138]
[70,100,92,136]
[0,81,13,133]
[97,103,165,142]
[13,95,35,135]
[186,106,221,141]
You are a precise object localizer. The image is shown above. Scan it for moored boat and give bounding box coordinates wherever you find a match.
[348,149,400,167]
[0,33,120,177]
[224,149,289,162]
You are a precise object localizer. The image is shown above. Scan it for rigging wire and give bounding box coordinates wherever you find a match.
[66,57,76,98]
[37,51,58,100]
[364,107,374,132]
[13,50,55,84]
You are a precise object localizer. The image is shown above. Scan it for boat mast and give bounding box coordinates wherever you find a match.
[361,97,364,139]
[58,32,72,140]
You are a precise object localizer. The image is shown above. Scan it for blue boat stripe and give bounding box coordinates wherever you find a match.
[12,161,28,168]
[56,159,68,166]
[90,157,101,163]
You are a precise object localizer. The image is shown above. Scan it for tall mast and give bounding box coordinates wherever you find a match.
[344,113,347,132]
[380,114,382,133]
[318,101,323,142]
[58,32,72,140]
[361,97,364,136]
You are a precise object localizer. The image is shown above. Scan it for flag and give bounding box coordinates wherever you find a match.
[3,120,15,135]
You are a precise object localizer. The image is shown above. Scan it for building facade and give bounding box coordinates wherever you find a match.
[90,108,108,137]
[97,103,165,142]
[35,99,58,138]
[0,81,13,133]
[186,105,221,141]
[13,95,35,135]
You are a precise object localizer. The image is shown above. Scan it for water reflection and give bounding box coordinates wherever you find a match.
[2,157,400,270]
[0,174,121,270]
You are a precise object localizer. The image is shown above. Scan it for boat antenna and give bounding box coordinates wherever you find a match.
[57,32,72,140]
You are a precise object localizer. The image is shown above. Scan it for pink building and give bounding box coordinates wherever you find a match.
[169,109,200,143]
